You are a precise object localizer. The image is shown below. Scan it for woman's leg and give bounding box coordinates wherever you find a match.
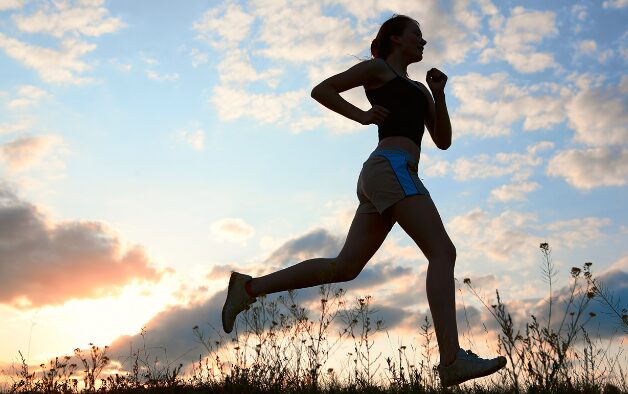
[247,211,395,297]
[388,194,459,367]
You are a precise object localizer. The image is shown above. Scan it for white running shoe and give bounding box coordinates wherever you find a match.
[221,272,256,333]
[437,348,507,387]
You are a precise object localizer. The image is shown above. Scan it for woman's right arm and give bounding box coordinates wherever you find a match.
[311,59,390,126]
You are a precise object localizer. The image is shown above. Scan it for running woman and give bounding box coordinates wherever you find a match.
[221,14,507,387]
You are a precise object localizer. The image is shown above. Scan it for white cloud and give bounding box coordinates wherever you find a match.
[527,141,554,155]
[0,0,23,11]
[0,33,96,85]
[216,48,283,87]
[12,0,125,38]
[448,208,540,263]
[423,143,548,182]
[447,208,611,265]
[192,2,255,50]
[140,53,159,66]
[546,217,612,249]
[576,40,597,56]
[480,6,559,73]
[571,4,587,21]
[209,218,255,244]
[189,48,208,68]
[546,147,628,190]
[450,72,567,138]
[0,1,125,84]
[602,0,628,9]
[210,85,305,124]
[565,77,628,147]
[0,117,34,135]
[109,58,132,72]
[174,128,205,151]
[0,135,66,172]
[490,181,540,202]
[8,85,50,109]
[249,0,358,63]
[574,40,615,63]
[146,70,179,82]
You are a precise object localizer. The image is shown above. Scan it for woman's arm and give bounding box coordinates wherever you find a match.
[425,68,451,150]
[433,91,451,150]
[311,59,389,125]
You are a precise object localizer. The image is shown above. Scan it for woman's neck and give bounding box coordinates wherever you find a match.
[385,53,411,77]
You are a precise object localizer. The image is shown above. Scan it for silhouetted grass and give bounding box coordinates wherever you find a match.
[1,243,626,393]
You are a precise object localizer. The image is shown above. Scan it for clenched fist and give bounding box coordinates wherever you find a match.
[426,68,447,93]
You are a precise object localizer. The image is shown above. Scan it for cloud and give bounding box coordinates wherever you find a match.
[108,58,132,72]
[489,181,540,202]
[192,2,255,50]
[12,0,125,38]
[0,185,167,309]
[571,4,587,21]
[422,142,550,181]
[174,127,205,151]
[448,208,540,263]
[210,85,306,124]
[565,77,628,147]
[447,208,610,266]
[575,40,597,56]
[602,0,628,9]
[0,135,65,172]
[7,85,50,110]
[0,1,125,85]
[263,228,343,268]
[480,6,559,73]
[189,48,208,68]
[209,218,255,244]
[216,48,283,87]
[546,147,628,189]
[0,33,97,85]
[251,2,362,64]
[145,70,180,82]
[0,0,24,11]
[546,217,612,249]
[0,117,34,135]
[449,72,567,138]
[531,268,628,339]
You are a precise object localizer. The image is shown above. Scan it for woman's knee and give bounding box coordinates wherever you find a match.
[333,256,363,282]
[429,240,456,266]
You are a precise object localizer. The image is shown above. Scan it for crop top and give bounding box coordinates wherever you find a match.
[364,60,428,148]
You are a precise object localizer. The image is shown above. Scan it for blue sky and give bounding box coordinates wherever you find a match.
[0,0,626,386]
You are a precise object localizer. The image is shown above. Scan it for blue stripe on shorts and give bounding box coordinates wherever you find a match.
[371,150,419,196]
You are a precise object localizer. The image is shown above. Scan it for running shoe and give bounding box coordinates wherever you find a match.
[437,348,507,387]
[221,272,256,333]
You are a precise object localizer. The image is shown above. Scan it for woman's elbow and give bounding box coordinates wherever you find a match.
[438,143,451,150]
[311,84,325,99]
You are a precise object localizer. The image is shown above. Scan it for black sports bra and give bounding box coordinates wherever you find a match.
[364,60,428,148]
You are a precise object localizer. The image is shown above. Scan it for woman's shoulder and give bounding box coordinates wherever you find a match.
[358,58,394,90]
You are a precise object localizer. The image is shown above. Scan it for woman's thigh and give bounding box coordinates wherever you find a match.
[336,211,395,276]
[387,194,455,262]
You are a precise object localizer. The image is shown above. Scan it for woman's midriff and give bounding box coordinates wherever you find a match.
[376,136,420,162]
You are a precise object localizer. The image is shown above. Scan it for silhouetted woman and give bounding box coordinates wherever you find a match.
[221,14,506,387]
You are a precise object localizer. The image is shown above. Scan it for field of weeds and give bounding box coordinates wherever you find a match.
[2,243,626,393]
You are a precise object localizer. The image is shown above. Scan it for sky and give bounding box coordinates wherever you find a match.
[0,0,627,388]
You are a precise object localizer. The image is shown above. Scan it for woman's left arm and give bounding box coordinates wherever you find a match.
[425,68,451,150]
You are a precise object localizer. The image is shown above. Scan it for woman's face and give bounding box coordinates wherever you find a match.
[393,21,427,62]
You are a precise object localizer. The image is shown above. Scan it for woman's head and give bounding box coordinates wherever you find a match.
[371,14,425,62]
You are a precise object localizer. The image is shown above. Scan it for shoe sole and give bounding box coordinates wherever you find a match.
[442,357,507,387]
[221,272,239,333]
